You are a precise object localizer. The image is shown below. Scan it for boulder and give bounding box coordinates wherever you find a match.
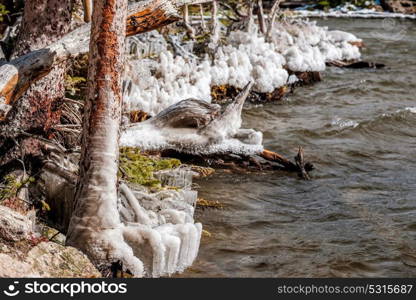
[381,0,416,14]
[0,242,101,278]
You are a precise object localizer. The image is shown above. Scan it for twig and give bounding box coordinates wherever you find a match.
[266,0,282,41]
[295,146,311,180]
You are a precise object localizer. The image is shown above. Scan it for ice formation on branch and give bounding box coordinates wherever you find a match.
[121,82,263,155]
[271,21,361,72]
[117,168,202,277]
[124,20,362,116]
[294,6,416,19]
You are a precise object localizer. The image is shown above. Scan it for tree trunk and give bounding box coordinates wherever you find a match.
[66,0,135,274]
[0,0,73,167]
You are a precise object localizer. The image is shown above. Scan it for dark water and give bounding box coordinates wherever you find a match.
[184,18,416,277]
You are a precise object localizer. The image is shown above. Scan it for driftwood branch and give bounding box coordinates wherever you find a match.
[294,146,311,180]
[261,148,314,179]
[260,149,298,171]
[182,5,195,39]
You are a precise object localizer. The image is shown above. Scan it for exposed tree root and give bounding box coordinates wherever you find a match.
[327,60,386,69]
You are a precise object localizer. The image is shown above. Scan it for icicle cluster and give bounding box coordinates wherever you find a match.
[124,20,362,116]
[271,21,361,72]
[121,84,264,156]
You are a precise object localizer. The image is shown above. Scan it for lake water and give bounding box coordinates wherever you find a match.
[183,18,416,277]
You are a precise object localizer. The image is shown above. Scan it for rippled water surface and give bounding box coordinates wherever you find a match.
[184,18,416,277]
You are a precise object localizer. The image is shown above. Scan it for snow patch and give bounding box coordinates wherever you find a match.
[124,21,362,115]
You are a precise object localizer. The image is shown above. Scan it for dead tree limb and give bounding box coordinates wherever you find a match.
[182,5,195,39]
[295,146,311,180]
[260,149,298,171]
[209,0,220,48]
[66,0,131,272]
[257,0,267,35]
[199,4,207,31]
[260,148,314,178]
[83,0,93,22]
[266,0,282,41]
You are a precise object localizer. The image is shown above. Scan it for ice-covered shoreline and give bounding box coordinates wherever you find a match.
[124,20,362,117]
[116,19,367,277]
[293,9,416,19]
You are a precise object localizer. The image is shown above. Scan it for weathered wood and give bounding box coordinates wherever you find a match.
[0,0,75,172]
[257,0,267,35]
[266,0,282,41]
[0,0,211,120]
[12,0,73,59]
[260,148,314,176]
[0,25,91,121]
[327,60,386,69]
[199,4,207,31]
[260,149,298,171]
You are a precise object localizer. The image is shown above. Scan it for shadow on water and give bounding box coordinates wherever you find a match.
[182,18,416,278]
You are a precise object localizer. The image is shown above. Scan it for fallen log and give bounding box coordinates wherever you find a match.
[161,147,314,179]
[260,149,298,171]
[0,0,211,121]
[261,148,314,179]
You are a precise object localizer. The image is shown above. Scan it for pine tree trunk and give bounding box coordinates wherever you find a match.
[66,0,130,273]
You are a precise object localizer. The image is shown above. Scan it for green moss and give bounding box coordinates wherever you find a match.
[65,54,89,100]
[119,147,181,188]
